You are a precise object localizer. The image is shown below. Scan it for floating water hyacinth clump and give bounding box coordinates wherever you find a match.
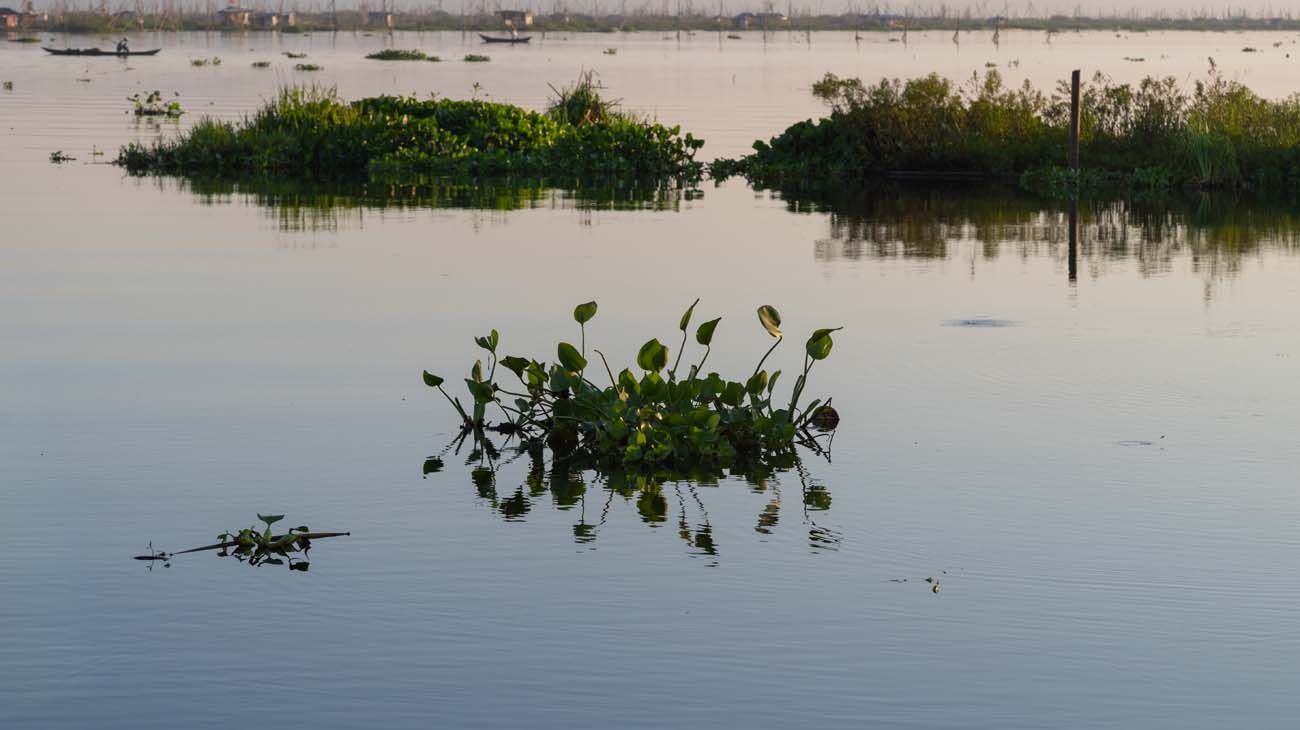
[422,301,842,469]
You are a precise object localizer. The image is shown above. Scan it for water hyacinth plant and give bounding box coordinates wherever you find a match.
[365,48,429,60]
[132,513,350,571]
[422,301,841,469]
[128,90,183,118]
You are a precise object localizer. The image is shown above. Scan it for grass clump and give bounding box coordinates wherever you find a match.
[715,68,1300,195]
[422,301,841,470]
[115,82,704,185]
[128,90,183,118]
[366,48,428,61]
[463,53,490,62]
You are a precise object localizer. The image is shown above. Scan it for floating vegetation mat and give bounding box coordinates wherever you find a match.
[714,67,1300,196]
[116,77,703,187]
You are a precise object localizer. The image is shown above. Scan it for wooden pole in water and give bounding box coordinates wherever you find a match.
[1068,201,1079,283]
[1069,69,1081,170]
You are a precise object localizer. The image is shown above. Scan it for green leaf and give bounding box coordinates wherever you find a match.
[721,381,745,407]
[557,342,588,372]
[471,360,484,382]
[257,514,284,526]
[679,298,700,332]
[806,327,842,360]
[767,370,782,394]
[636,339,668,372]
[573,301,598,324]
[757,305,783,338]
[695,317,721,346]
[500,356,529,379]
[474,330,499,353]
[464,379,495,404]
[422,371,445,388]
[746,370,768,394]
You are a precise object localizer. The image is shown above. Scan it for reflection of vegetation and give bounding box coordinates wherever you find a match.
[422,301,840,469]
[425,431,839,559]
[133,514,349,572]
[163,176,693,231]
[771,182,1300,285]
[716,68,1300,195]
[116,82,703,186]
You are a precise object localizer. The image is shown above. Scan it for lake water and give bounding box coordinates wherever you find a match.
[4,29,1300,729]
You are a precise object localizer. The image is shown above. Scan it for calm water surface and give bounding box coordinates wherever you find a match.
[3,30,1300,729]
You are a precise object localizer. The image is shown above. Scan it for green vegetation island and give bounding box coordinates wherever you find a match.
[117,77,704,188]
[713,68,1300,196]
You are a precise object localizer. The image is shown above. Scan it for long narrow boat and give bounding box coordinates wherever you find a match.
[478,34,531,44]
[43,47,162,56]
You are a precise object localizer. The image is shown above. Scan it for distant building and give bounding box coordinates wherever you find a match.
[498,9,533,28]
[252,10,294,28]
[216,5,254,26]
[0,6,29,27]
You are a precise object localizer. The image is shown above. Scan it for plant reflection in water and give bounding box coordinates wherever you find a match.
[424,429,840,562]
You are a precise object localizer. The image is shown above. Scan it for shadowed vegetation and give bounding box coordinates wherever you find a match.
[714,68,1300,196]
[116,81,704,186]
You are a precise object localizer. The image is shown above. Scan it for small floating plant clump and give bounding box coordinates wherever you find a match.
[251,60,271,68]
[422,301,841,469]
[366,48,429,60]
[190,56,221,66]
[128,90,183,118]
[133,514,349,572]
[463,53,491,62]
[294,63,324,71]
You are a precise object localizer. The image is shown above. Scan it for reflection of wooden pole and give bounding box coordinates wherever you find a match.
[1068,200,1079,283]
[1069,69,1081,170]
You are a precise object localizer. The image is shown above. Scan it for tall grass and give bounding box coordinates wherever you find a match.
[715,68,1300,195]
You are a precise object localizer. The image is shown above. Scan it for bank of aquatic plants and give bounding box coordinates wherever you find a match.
[116,78,704,185]
[714,68,1300,195]
[422,301,841,470]
[365,48,428,61]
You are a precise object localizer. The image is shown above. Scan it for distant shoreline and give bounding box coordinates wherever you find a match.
[15,13,1300,36]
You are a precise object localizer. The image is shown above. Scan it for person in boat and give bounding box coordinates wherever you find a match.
[116,38,129,54]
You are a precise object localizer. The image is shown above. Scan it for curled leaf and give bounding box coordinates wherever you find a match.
[679,298,700,332]
[636,339,669,372]
[757,305,782,338]
[422,371,445,388]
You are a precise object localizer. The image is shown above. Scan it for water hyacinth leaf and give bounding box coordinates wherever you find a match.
[679,298,700,332]
[422,371,445,388]
[767,370,782,394]
[757,305,782,338]
[806,327,842,360]
[465,379,495,404]
[695,317,721,346]
[257,514,284,526]
[290,562,310,572]
[557,342,588,372]
[500,356,529,379]
[573,301,598,324]
[746,370,768,394]
[637,339,668,372]
[471,360,484,382]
